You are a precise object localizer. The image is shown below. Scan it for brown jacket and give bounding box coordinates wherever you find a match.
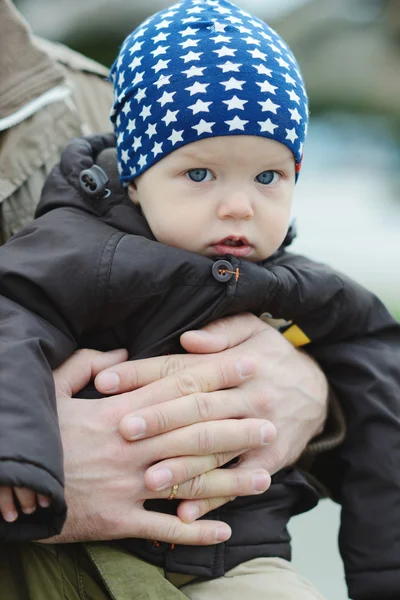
[0,0,113,242]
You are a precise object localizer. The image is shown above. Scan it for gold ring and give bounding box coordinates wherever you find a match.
[168,484,179,500]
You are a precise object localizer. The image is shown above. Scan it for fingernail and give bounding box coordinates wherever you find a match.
[252,473,270,492]
[38,496,51,508]
[152,468,173,490]
[96,371,120,392]
[185,505,199,522]
[4,511,17,523]
[22,506,36,514]
[215,526,230,542]
[236,357,255,378]
[124,416,147,440]
[261,422,275,444]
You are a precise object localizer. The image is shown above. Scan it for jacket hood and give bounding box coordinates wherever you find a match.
[36,132,155,239]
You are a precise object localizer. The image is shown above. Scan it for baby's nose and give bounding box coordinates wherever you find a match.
[217,192,254,220]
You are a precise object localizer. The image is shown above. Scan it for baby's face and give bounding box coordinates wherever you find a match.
[128,135,295,262]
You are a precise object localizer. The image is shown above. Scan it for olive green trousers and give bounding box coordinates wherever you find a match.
[0,543,327,599]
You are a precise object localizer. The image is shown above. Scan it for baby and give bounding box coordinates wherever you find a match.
[0,2,399,598]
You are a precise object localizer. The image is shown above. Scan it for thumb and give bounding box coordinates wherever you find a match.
[181,313,266,354]
[53,348,128,397]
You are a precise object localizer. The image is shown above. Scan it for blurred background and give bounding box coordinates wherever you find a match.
[14,1,400,598]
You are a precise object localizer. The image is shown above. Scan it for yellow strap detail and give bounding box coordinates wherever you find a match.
[283,324,311,347]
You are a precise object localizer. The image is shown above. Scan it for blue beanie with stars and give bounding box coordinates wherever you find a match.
[110,0,308,183]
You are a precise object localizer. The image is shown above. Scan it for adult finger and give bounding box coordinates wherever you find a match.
[54,348,128,397]
[134,510,231,546]
[178,496,236,523]
[142,418,274,462]
[144,452,240,491]
[116,356,257,439]
[150,467,271,501]
[180,313,267,354]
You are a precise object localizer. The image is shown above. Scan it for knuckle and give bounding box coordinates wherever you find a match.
[197,426,216,455]
[251,389,274,417]
[213,452,230,468]
[176,372,201,397]
[187,474,207,498]
[152,406,170,433]
[193,392,213,421]
[161,355,184,378]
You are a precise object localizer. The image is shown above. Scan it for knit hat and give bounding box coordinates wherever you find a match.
[110,0,308,183]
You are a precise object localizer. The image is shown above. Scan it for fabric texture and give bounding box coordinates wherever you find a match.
[110,0,308,182]
[179,557,327,600]
[0,0,65,122]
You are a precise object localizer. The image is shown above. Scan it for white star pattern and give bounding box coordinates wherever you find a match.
[182,65,207,78]
[111,0,308,179]
[152,59,171,73]
[168,129,184,145]
[129,56,143,71]
[152,141,163,157]
[128,41,144,54]
[256,81,278,94]
[180,51,203,63]
[275,56,290,69]
[223,95,247,110]
[225,115,249,131]
[285,128,298,143]
[180,26,199,37]
[258,118,278,133]
[217,61,242,73]
[138,154,148,168]
[288,108,302,123]
[287,89,300,104]
[146,123,158,138]
[188,99,212,114]
[247,48,267,61]
[185,81,210,95]
[132,72,145,86]
[155,19,172,30]
[211,34,231,44]
[182,16,201,24]
[152,32,169,44]
[242,36,260,46]
[258,98,280,114]
[134,87,147,102]
[151,45,169,58]
[127,118,136,133]
[122,101,131,116]
[220,77,245,91]
[253,64,272,77]
[283,73,297,86]
[157,90,176,106]
[154,74,172,89]
[162,109,179,126]
[179,38,200,48]
[213,46,237,58]
[133,137,142,152]
[139,105,152,120]
[192,119,215,134]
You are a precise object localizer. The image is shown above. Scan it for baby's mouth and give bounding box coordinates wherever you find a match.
[211,237,253,258]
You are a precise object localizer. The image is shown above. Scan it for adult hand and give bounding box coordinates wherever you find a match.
[44,347,274,545]
[97,314,328,522]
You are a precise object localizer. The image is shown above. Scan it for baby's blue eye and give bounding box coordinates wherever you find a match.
[187,168,212,182]
[256,171,280,185]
